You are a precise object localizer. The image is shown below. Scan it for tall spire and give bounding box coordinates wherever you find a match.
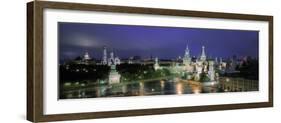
[102,46,107,65]
[184,42,190,58]
[183,41,191,65]
[200,46,206,61]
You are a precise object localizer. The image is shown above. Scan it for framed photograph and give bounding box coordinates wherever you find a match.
[27,1,273,122]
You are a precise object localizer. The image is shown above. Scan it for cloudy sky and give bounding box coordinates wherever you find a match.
[58,22,258,61]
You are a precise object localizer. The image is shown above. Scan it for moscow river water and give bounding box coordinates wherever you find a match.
[60,77,258,99]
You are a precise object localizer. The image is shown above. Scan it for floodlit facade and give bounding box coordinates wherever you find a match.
[83,51,91,60]
[154,42,217,82]
[108,65,121,84]
[102,46,121,66]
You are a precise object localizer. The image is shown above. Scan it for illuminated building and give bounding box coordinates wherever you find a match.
[102,46,107,65]
[83,51,91,60]
[107,51,121,66]
[153,57,161,70]
[108,64,121,84]
[101,46,121,66]
[157,42,218,82]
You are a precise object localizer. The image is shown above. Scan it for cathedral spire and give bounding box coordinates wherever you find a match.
[102,46,107,65]
[200,46,206,61]
[184,42,190,58]
[183,41,191,65]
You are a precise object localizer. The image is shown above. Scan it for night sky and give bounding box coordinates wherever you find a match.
[58,22,258,61]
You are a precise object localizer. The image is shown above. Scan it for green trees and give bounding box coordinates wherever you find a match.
[59,64,110,84]
[60,63,174,84]
[237,58,258,80]
[199,73,211,82]
[117,64,171,82]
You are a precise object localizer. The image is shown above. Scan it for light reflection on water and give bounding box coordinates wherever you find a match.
[62,79,212,99]
[61,77,258,99]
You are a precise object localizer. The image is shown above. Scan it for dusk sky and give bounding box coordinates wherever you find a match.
[58,22,258,61]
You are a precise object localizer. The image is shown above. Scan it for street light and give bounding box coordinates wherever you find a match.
[226,78,230,82]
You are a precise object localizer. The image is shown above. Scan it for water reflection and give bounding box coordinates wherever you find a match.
[176,82,183,95]
[61,77,258,99]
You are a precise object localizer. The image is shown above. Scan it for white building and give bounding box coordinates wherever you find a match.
[189,45,216,81]
[83,51,91,60]
[107,51,121,66]
[153,57,161,70]
[156,42,218,82]
[102,46,107,65]
[108,65,121,84]
[101,46,121,66]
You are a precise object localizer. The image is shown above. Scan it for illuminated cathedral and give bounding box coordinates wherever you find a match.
[102,46,121,66]
[182,44,216,81]
[154,42,218,82]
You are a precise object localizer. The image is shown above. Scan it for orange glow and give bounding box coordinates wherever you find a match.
[176,82,183,94]
[188,80,202,94]
[160,80,165,89]
[139,82,144,96]
[193,88,201,94]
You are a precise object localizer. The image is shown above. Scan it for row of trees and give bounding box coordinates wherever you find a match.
[59,64,109,84]
[117,64,171,82]
[60,63,172,85]
[221,58,259,80]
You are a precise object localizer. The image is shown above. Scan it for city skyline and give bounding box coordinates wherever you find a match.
[58,22,259,99]
[59,22,259,61]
